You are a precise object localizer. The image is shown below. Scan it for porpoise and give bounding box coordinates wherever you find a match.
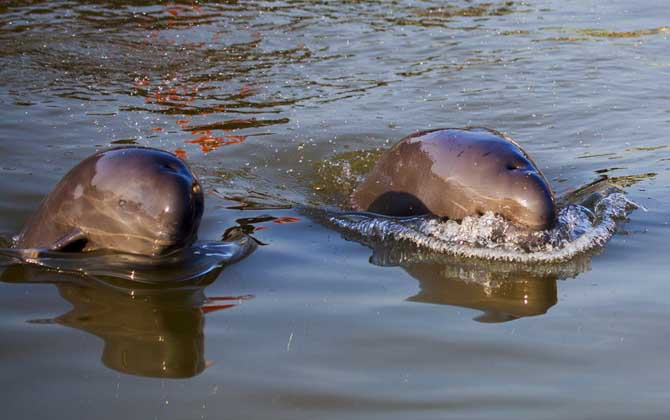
[350,128,556,230]
[15,147,204,256]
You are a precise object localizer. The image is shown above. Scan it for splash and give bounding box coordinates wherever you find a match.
[327,187,638,264]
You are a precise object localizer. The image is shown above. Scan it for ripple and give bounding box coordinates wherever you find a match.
[327,182,638,263]
[0,233,256,286]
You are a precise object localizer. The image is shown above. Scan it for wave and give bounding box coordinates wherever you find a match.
[326,181,638,264]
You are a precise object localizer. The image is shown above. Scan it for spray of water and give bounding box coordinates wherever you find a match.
[328,188,638,264]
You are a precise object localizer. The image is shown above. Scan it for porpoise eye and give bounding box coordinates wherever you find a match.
[506,163,520,170]
[118,199,127,208]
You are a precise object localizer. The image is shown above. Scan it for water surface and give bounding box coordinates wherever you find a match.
[1,1,669,419]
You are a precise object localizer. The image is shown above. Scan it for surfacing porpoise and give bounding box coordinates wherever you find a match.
[350,128,556,230]
[15,147,204,256]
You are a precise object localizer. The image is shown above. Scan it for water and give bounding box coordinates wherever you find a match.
[327,186,638,263]
[1,1,669,419]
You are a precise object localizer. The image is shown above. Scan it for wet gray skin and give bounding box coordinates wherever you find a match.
[14,147,204,256]
[350,128,557,230]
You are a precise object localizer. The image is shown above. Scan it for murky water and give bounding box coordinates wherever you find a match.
[1,1,669,419]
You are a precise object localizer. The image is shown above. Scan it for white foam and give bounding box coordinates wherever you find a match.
[329,192,637,263]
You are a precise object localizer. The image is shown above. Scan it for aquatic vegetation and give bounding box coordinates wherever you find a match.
[577,27,670,38]
[415,2,518,18]
[312,149,385,201]
[388,1,525,27]
[626,145,668,152]
[536,26,670,42]
[534,36,590,43]
[608,173,657,188]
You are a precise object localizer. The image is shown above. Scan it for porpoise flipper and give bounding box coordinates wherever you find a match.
[50,228,88,252]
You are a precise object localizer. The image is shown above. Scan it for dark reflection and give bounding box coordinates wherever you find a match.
[370,246,589,323]
[0,261,250,379]
[0,230,256,378]
[404,261,558,323]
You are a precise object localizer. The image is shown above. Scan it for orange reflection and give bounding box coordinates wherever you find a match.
[201,304,235,314]
[273,216,301,224]
[185,134,247,154]
[173,148,187,159]
[239,84,257,98]
[130,5,263,157]
[132,78,150,88]
[201,295,253,314]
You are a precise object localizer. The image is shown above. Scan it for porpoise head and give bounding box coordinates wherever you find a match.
[491,158,556,231]
[15,147,204,256]
[351,128,556,231]
[421,128,556,231]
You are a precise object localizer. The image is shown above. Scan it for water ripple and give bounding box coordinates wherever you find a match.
[0,234,256,286]
[328,186,637,263]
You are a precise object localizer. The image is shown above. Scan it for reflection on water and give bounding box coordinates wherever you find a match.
[404,261,558,323]
[318,179,627,322]
[369,245,589,323]
[0,230,257,378]
[1,255,251,379]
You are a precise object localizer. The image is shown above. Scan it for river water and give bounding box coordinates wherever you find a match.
[1,1,669,419]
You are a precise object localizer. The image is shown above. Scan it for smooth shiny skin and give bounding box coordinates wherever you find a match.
[350,128,556,230]
[15,147,204,256]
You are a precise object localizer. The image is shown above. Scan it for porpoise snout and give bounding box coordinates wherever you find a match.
[507,170,556,231]
[151,164,205,254]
